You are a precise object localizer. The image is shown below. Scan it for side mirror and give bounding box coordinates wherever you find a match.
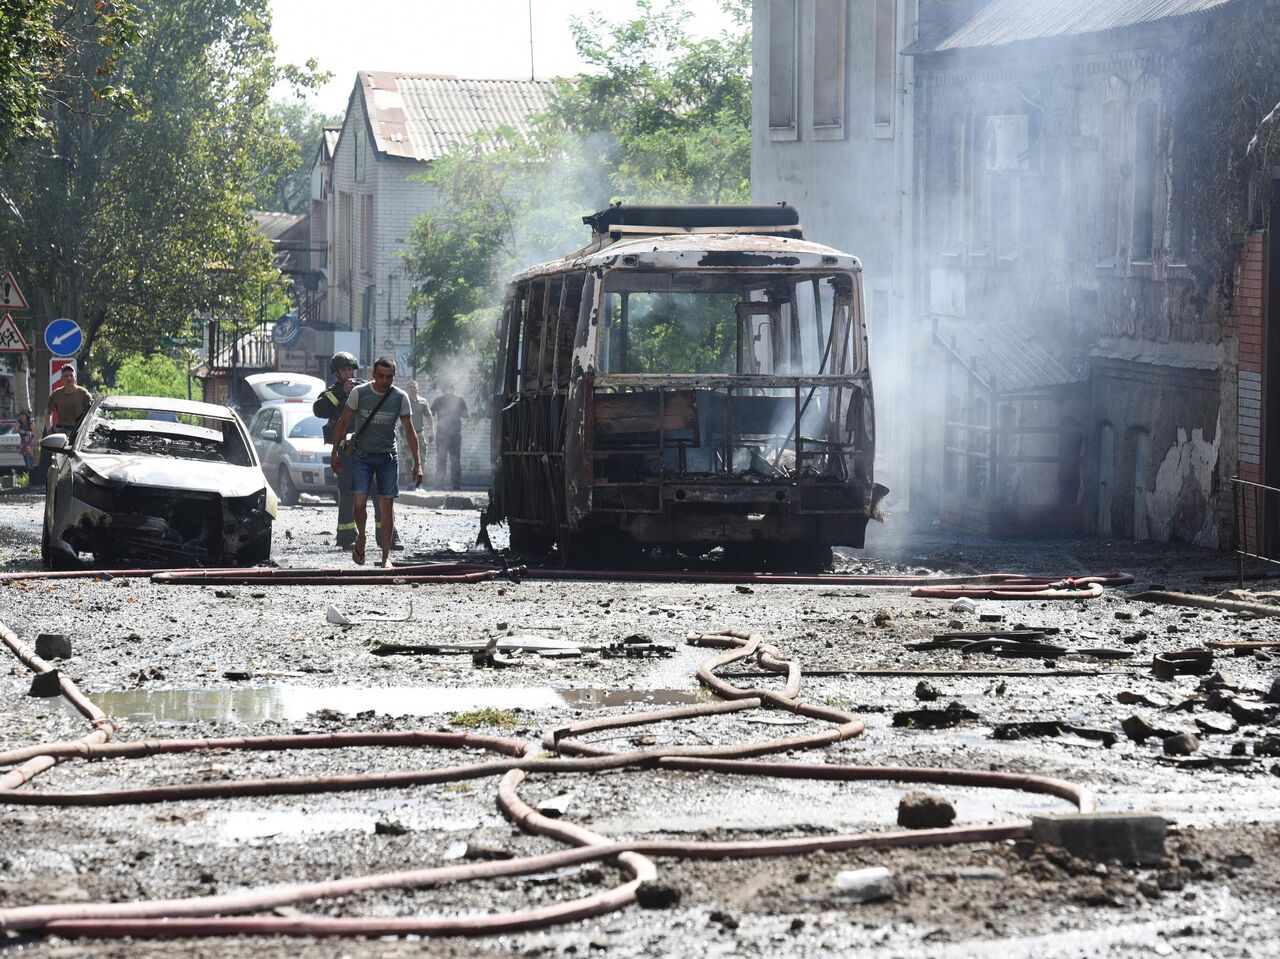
[41,433,70,453]
[261,429,280,442]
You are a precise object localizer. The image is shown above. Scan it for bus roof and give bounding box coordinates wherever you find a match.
[509,232,862,285]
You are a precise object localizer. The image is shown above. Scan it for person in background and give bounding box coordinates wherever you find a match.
[16,410,35,471]
[44,365,91,438]
[430,381,468,490]
[313,352,361,548]
[400,380,434,486]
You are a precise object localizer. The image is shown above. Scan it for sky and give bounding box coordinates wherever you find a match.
[270,0,741,115]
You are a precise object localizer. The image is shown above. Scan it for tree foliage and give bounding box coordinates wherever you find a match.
[404,0,751,381]
[0,0,320,386]
[0,0,138,157]
[253,98,339,215]
[104,351,193,399]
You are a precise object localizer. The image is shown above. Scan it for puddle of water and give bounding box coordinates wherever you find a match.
[78,685,702,724]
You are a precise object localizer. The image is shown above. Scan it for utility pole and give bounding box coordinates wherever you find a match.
[528,0,535,80]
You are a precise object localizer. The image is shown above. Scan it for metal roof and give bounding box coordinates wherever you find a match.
[933,320,1080,393]
[250,210,305,242]
[358,72,554,162]
[904,0,1235,55]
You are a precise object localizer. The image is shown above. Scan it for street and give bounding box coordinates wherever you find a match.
[2,494,1279,957]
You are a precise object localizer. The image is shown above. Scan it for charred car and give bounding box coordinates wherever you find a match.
[484,204,887,569]
[41,395,276,568]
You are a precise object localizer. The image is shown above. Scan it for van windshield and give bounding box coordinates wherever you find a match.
[598,271,858,376]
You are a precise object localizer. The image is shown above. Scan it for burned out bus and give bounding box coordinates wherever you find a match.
[483,204,885,568]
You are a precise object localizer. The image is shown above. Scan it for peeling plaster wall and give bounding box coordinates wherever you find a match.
[1147,416,1221,547]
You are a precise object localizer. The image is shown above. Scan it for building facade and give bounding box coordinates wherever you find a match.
[754,0,1280,546]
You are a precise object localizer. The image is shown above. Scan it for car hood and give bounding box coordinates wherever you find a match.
[78,453,268,498]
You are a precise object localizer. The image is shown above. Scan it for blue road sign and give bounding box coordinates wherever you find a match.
[45,318,83,357]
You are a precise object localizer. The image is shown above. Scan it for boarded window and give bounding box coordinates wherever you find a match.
[768,0,797,131]
[812,0,845,130]
[360,195,374,273]
[337,191,352,285]
[1132,101,1157,262]
[873,0,895,130]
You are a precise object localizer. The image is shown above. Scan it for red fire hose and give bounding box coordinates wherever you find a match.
[1,618,1103,939]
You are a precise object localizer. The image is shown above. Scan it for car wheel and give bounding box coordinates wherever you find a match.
[277,465,300,507]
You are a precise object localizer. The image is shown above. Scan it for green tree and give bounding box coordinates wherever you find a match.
[0,0,320,386]
[0,0,138,158]
[253,98,339,215]
[404,0,751,378]
[104,352,194,398]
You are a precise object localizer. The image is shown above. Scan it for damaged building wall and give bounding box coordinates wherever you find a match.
[907,0,1280,544]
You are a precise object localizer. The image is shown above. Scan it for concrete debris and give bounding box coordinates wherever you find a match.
[735,585,754,594]
[897,792,957,829]
[914,681,942,702]
[949,598,978,614]
[834,867,897,902]
[1162,732,1200,756]
[34,633,72,660]
[373,820,409,836]
[537,794,573,818]
[1226,698,1278,725]
[892,702,979,729]
[325,606,353,626]
[1254,735,1280,758]
[1194,715,1238,736]
[1031,813,1167,866]
[873,609,896,628]
[1122,715,1181,744]
[1267,676,1280,704]
[635,880,682,909]
[27,669,62,697]
[1117,690,1169,708]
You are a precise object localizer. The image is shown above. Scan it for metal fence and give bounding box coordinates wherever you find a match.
[1232,477,1280,585]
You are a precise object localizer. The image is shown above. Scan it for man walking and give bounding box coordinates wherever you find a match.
[430,381,468,490]
[329,357,423,567]
[44,365,92,438]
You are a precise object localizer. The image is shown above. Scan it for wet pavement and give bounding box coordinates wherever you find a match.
[1,490,1279,957]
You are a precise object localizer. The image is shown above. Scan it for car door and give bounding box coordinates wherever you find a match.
[249,408,282,481]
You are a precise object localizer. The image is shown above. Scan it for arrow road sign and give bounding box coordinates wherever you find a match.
[0,273,28,311]
[0,314,28,352]
[44,318,83,357]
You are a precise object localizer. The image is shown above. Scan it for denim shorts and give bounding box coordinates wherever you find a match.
[351,449,399,498]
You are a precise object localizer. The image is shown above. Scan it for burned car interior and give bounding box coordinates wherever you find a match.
[486,204,885,568]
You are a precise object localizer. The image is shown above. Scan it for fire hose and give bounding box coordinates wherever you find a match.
[2,562,1133,599]
[1,619,1100,939]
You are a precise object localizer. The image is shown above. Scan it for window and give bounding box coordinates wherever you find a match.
[768,0,798,138]
[353,129,364,183]
[1132,101,1157,263]
[812,0,846,136]
[360,194,374,273]
[992,176,1019,260]
[873,0,895,134]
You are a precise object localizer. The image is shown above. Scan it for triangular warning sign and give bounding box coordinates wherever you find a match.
[0,273,28,312]
[0,314,29,352]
